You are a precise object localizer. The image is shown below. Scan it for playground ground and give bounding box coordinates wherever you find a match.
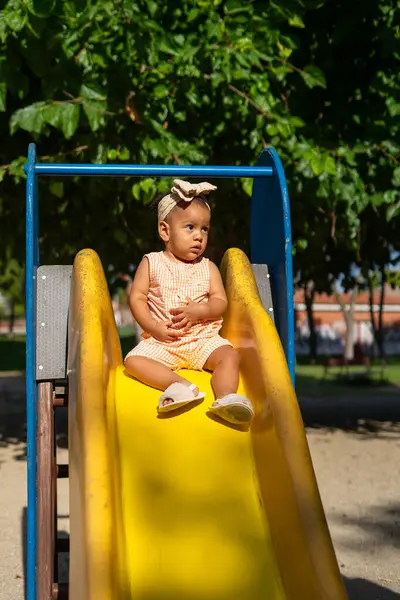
[0,367,399,599]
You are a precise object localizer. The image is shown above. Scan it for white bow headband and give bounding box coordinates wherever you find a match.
[158,179,217,222]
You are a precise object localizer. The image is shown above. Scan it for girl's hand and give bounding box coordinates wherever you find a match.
[150,320,181,342]
[170,298,203,330]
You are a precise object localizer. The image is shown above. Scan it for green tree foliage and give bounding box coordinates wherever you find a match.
[0,0,399,297]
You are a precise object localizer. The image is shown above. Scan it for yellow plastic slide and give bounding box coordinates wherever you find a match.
[67,248,347,600]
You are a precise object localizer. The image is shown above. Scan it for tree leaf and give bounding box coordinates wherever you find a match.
[277,40,292,58]
[288,15,305,28]
[141,178,155,194]
[0,168,6,183]
[119,147,130,160]
[392,167,400,188]
[10,102,46,134]
[61,103,80,139]
[80,84,106,102]
[108,149,118,160]
[83,101,104,132]
[310,154,324,176]
[266,124,278,136]
[0,83,6,112]
[241,178,253,197]
[159,37,179,56]
[5,9,27,32]
[50,181,64,198]
[8,156,26,182]
[27,0,56,17]
[387,97,400,117]
[300,65,327,89]
[43,103,63,128]
[289,116,306,128]
[153,84,169,99]
[324,155,337,175]
[386,202,400,221]
[132,182,142,201]
[147,0,157,17]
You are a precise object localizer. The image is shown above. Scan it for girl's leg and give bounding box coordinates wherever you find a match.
[203,346,240,400]
[204,346,254,424]
[124,356,198,405]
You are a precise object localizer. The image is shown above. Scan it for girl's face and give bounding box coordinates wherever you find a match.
[158,199,210,262]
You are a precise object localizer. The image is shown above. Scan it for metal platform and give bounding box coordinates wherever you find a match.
[36,265,73,381]
[252,264,275,323]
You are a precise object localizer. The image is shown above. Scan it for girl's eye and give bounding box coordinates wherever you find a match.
[202,227,209,233]
[185,224,194,231]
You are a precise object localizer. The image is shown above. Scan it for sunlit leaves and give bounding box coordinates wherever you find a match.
[300,65,327,89]
[0,0,398,291]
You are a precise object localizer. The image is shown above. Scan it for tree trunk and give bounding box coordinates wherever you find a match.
[8,300,15,339]
[367,276,377,355]
[368,271,386,359]
[304,284,317,362]
[343,306,355,361]
[334,286,358,361]
[377,265,386,359]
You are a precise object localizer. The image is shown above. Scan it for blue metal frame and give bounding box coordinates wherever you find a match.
[25,142,294,599]
[30,164,273,178]
[250,148,295,384]
[25,143,39,600]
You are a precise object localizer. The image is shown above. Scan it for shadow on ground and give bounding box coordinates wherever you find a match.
[345,577,400,599]
[300,390,400,436]
[336,502,400,551]
[0,374,69,456]
[22,507,69,598]
[296,369,399,398]
[0,374,27,458]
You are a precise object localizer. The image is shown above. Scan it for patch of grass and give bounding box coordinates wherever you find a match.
[295,361,400,397]
[0,335,25,372]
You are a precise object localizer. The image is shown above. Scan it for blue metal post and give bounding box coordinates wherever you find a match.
[250,148,295,385]
[25,142,38,600]
[34,176,39,265]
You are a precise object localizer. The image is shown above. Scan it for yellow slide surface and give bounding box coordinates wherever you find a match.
[68,248,347,600]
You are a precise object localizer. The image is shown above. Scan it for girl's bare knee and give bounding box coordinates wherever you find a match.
[220,347,240,368]
[124,355,143,374]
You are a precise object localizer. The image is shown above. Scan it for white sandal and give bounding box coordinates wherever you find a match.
[158,383,205,413]
[208,394,254,424]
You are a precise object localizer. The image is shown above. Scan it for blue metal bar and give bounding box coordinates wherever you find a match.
[251,147,295,385]
[32,163,273,178]
[25,142,38,600]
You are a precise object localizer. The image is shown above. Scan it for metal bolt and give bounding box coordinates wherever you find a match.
[39,365,44,370]
[269,308,273,312]
[42,275,46,280]
[41,322,45,327]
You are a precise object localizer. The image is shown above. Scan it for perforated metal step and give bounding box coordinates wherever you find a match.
[252,264,275,323]
[36,265,73,381]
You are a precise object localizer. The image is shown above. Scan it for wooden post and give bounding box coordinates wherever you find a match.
[37,382,55,600]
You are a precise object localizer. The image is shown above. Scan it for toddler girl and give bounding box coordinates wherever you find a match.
[124,179,254,425]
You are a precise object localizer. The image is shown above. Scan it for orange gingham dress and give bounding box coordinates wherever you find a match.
[125,251,232,370]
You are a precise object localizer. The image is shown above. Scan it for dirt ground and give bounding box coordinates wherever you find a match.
[0,374,399,600]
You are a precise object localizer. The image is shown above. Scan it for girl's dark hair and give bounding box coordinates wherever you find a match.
[149,192,165,211]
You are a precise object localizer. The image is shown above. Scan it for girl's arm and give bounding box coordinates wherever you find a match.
[197,261,228,321]
[129,258,159,334]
